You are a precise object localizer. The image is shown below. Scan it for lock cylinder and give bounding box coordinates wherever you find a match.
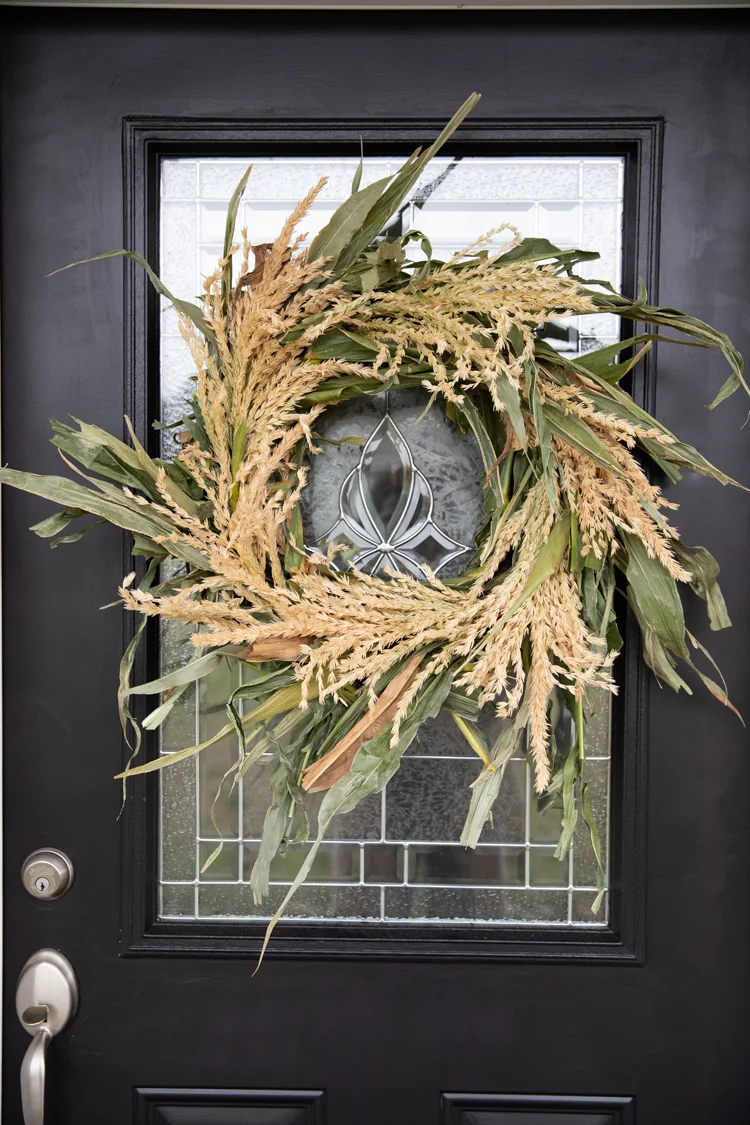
[21,850,74,901]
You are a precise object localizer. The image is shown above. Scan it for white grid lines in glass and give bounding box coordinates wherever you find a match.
[158,154,620,927]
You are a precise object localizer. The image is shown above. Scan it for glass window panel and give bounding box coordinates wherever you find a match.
[529,848,570,888]
[385,759,528,845]
[570,890,609,925]
[160,759,197,883]
[197,662,240,839]
[384,887,570,924]
[407,845,526,887]
[161,884,196,918]
[198,842,240,883]
[363,844,403,885]
[158,153,621,927]
[241,842,360,885]
[199,883,382,921]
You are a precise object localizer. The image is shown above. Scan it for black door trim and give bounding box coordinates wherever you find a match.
[441,1091,636,1123]
[121,115,660,962]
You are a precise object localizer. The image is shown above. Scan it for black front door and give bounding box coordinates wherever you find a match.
[2,9,749,1124]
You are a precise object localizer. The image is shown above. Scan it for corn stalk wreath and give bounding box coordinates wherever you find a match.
[1,93,745,955]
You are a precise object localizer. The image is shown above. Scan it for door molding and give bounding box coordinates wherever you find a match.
[120,114,660,963]
[135,1087,326,1124]
[441,1092,636,1122]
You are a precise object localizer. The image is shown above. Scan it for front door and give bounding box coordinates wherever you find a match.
[2,9,749,1124]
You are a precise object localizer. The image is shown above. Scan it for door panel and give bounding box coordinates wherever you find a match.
[134,1088,326,1125]
[440,1094,634,1125]
[2,10,749,1125]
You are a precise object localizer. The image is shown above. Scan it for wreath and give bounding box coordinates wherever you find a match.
[2,94,745,956]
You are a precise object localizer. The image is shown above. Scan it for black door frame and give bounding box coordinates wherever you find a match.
[121,114,660,963]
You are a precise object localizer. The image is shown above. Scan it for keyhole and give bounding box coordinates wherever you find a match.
[35,876,50,894]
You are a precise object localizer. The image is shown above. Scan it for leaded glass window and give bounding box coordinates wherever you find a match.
[158,155,622,926]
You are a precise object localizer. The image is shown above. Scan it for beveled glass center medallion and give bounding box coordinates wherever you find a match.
[301,389,486,580]
[309,393,474,578]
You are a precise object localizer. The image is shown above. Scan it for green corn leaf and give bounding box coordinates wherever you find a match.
[0,468,210,570]
[351,139,364,193]
[543,401,623,474]
[672,541,732,630]
[230,418,247,483]
[118,614,148,766]
[460,718,524,848]
[115,681,307,779]
[226,665,299,700]
[51,418,158,496]
[526,362,557,510]
[30,506,85,539]
[494,237,564,264]
[284,502,305,573]
[622,532,689,660]
[307,328,380,362]
[222,164,252,312]
[442,687,480,721]
[256,670,453,967]
[630,599,692,693]
[308,174,393,267]
[623,545,736,712]
[639,435,737,487]
[554,744,581,860]
[573,386,738,487]
[500,513,572,624]
[122,651,225,696]
[123,415,203,516]
[536,343,743,486]
[131,533,169,561]
[574,333,706,377]
[329,93,481,278]
[501,242,600,272]
[49,249,215,343]
[248,707,324,899]
[451,712,492,768]
[606,618,624,654]
[455,396,504,515]
[493,372,526,449]
[116,559,159,794]
[589,292,747,408]
[581,781,607,912]
[50,520,105,547]
[581,566,602,632]
[685,630,744,723]
[496,238,600,271]
[141,683,191,731]
[250,789,294,901]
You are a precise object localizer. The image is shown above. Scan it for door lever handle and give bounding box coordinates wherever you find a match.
[16,950,78,1125]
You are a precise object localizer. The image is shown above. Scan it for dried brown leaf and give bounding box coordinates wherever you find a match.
[241,637,312,662]
[302,654,423,792]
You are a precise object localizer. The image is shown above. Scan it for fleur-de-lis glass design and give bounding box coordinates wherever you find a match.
[313,397,471,578]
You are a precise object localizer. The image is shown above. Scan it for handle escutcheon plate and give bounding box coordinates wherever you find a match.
[16,949,78,1125]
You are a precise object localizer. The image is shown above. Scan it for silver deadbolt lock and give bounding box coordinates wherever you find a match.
[21,850,74,901]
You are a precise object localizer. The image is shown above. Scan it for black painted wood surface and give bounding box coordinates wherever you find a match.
[1,10,749,1124]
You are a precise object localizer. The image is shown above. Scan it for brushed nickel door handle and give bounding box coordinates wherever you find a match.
[16,950,78,1125]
